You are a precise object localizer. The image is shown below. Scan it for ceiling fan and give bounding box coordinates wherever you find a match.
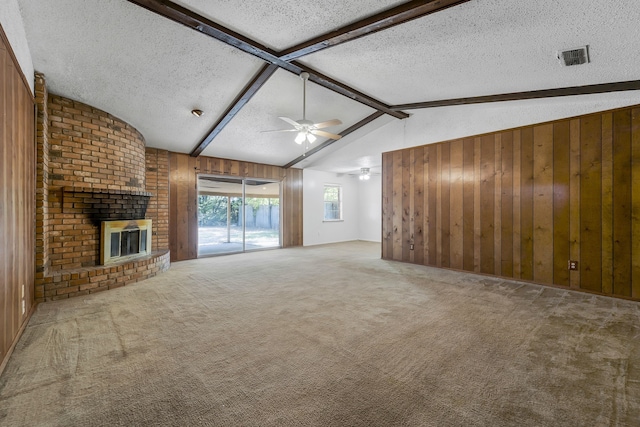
[262,72,342,145]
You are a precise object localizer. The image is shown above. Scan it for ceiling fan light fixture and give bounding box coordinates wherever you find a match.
[261,70,341,146]
[359,168,371,180]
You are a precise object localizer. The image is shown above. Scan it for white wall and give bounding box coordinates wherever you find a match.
[0,0,34,94]
[357,174,381,242]
[303,169,360,246]
[303,169,382,246]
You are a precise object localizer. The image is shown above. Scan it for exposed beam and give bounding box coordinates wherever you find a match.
[294,62,408,119]
[127,0,282,64]
[282,111,385,169]
[127,0,409,121]
[392,80,640,110]
[190,64,279,157]
[278,0,471,61]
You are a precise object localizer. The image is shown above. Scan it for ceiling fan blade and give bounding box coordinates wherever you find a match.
[260,129,298,133]
[311,129,342,140]
[312,119,342,129]
[278,116,301,129]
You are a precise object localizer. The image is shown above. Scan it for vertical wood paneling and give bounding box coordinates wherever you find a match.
[450,140,464,270]
[440,143,451,268]
[512,131,522,278]
[176,154,189,260]
[612,110,632,297]
[382,152,393,259]
[580,115,603,292]
[1,42,8,360]
[169,153,302,260]
[553,121,571,287]
[520,128,534,281]
[0,29,36,372]
[532,124,554,284]
[413,147,424,265]
[494,134,502,275]
[501,132,513,277]
[381,104,640,301]
[282,168,292,247]
[480,135,495,274]
[632,108,640,299]
[402,150,411,262]
[462,138,475,271]
[435,144,443,267]
[188,156,198,260]
[569,119,581,289]
[422,148,430,264]
[427,145,438,266]
[409,149,416,263]
[601,113,614,295]
[392,151,403,260]
[473,138,481,272]
[282,168,303,248]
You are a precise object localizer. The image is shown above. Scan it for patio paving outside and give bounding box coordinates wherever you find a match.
[198,226,280,256]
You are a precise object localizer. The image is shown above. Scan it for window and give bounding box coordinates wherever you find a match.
[323,185,342,221]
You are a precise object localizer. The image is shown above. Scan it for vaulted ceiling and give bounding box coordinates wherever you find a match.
[17,0,640,174]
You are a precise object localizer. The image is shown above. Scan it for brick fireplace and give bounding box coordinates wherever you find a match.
[34,73,169,302]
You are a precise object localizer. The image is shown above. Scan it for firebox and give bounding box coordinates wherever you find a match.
[100,219,152,265]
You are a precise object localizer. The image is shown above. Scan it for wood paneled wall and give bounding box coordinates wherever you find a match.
[168,153,303,261]
[382,104,640,300]
[0,26,36,371]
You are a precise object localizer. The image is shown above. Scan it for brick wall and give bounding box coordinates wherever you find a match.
[145,148,170,251]
[34,73,50,300]
[34,74,170,302]
[41,251,170,301]
[47,95,146,191]
[44,95,149,272]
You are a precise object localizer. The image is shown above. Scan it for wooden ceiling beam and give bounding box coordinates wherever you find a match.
[190,64,279,157]
[392,80,640,110]
[127,0,408,126]
[127,0,281,63]
[282,111,385,168]
[292,62,408,119]
[278,0,471,61]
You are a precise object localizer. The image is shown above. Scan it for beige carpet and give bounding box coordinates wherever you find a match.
[1,241,639,426]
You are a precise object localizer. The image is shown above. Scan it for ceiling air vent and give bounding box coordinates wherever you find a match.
[557,46,589,66]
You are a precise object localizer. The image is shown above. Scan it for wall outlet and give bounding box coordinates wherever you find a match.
[410,244,414,250]
[568,260,578,271]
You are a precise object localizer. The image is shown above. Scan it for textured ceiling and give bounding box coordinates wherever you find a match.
[301,0,640,105]
[201,69,374,165]
[172,0,406,51]
[16,0,640,173]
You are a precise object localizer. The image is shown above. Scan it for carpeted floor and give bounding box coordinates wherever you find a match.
[1,241,639,426]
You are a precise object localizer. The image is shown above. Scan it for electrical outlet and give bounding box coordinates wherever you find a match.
[410,244,414,250]
[568,260,578,271]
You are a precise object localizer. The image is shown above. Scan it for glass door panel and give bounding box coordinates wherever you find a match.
[197,176,280,257]
[244,180,281,250]
[197,176,244,256]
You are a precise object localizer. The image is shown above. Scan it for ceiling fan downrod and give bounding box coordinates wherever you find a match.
[300,72,309,121]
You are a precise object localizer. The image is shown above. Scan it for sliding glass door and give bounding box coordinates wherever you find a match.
[197,175,280,257]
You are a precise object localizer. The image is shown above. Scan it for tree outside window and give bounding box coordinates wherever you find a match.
[323,185,342,221]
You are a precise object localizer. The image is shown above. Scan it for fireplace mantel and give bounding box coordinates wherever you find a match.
[61,186,153,198]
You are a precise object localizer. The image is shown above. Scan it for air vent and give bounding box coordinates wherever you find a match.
[557,46,589,66]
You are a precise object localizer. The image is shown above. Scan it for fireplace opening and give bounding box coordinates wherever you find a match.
[101,220,152,265]
[111,229,148,257]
